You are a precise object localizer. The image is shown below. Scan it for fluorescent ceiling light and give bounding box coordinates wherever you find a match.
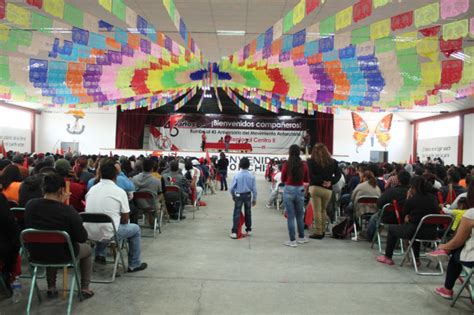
[217,30,245,36]
[451,52,471,63]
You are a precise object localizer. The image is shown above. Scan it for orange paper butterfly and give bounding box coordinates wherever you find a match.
[351,112,393,152]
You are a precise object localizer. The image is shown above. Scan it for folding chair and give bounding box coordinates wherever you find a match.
[165,185,183,222]
[7,200,19,208]
[80,213,127,283]
[133,191,163,236]
[452,266,474,307]
[276,183,285,214]
[186,185,199,220]
[352,196,379,241]
[371,202,404,255]
[20,229,83,315]
[400,214,454,275]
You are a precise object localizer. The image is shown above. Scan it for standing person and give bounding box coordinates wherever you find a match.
[217,152,229,191]
[281,145,310,247]
[224,132,232,152]
[307,143,342,239]
[201,131,207,152]
[302,130,311,155]
[229,157,257,239]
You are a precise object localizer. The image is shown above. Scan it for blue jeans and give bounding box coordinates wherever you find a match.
[95,223,142,269]
[219,170,228,190]
[231,192,252,233]
[284,185,305,241]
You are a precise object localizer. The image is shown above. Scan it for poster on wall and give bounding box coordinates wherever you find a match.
[148,115,305,154]
[417,136,458,165]
[0,126,32,153]
[351,112,393,152]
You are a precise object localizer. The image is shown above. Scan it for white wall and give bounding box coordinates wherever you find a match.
[36,107,117,154]
[463,113,474,165]
[333,111,412,163]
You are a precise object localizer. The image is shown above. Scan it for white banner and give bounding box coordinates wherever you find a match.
[0,126,31,153]
[417,136,458,165]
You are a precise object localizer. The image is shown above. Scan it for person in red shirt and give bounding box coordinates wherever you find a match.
[224,133,231,152]
[201,131,207,152]
[54,159,86,212]
[281,144,310,247]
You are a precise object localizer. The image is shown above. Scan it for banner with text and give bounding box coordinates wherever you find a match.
[0,126,32,153]
[417,136,458,165]
[148,115,305,154]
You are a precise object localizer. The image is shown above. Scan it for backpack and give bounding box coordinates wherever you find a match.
[331,217,354,239]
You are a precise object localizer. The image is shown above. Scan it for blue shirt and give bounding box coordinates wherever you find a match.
[87,171,135,193]
[229,170,257,201]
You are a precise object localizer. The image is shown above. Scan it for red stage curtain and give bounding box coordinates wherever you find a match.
[115,107,149,149]
[314,112,334,154]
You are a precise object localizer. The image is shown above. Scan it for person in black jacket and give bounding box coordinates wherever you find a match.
[217,152,229,191]
[307,143,341,239]
[24,173,94,299]
[376,176,439,266]
[0,193,20,295]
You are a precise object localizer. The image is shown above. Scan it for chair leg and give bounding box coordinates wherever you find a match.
[400,241,413,267]
[451,271,473,307]
[67,273,77,315]
[159,209,163,233]
[351,222,358,241]
[26,266,38,315]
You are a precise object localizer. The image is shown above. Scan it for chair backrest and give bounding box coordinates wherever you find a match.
[165,185,181,193]
[20,229,76,265]
[80,213,119,239]
[10,207,26,220]
[356,196,378,204]
[414,214,454,241]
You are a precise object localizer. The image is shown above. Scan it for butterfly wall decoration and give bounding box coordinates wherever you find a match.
[351,112,393,152]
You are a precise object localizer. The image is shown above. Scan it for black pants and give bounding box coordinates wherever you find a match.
[444,247,474,290]
[0,242,19,282]
[385,223,437,259]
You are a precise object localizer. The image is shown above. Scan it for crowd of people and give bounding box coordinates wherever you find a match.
[0,150,228,300]
[264,145,474,302]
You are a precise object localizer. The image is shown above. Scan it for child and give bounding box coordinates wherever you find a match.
[229,157,257,239]
[266,163,282,208]
[443,197,469,232]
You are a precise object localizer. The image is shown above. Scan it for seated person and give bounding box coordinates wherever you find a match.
[440,169,466,204]
[376,176,439,266]
[55,159,86,212]
[84,161,147,272]
[162,161,189,220]
[0,193,20,295]
[184,160,203,202]
[367,171,411,240]
[0,165,22,204]
[347,171,381,219]
[429,202,474,299]
[132,158,163,224]
[24,173,94,299]
[266,164,282,208]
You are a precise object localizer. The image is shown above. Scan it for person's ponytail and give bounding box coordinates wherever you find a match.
[364,171,377,188]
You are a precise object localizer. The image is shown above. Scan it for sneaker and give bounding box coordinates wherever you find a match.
[230,233,237,239]
[297,237,309,244]
[434,287,453,299]
[265,203,273,209]
[94,256,106,265]
[128,263,148,273]
[427,249,449,261]
[376,255,394,265]
[284,240,298,247]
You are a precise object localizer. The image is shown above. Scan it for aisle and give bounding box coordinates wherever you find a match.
[1,178,471,314]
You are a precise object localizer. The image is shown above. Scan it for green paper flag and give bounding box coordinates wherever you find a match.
[64,3,83,28]
[32,13,53,32]
[320,15,335,37]
[352,26,369,45]
[375,36,394,53]
[112,0,126,21]
[283,9,294,33]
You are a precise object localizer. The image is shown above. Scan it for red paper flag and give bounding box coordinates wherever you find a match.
[205,150,211,166]
[305,202,314,227]
[56,149,59,155]
[439,37,463,58]
[23,157,28,169]
[26,0,43,9]
[306,0,320,15]
[353,0,372,23]
[441,59,463,85]
[391,11,413,31]
[0,0,5,20]
[419,25,440,37]
[60,148,64,155]
[0,141,5,157]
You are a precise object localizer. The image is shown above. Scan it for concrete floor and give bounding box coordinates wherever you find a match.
[1,178,473,314]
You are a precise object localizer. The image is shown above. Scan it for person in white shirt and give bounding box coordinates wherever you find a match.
[85,161,147,272]
[266,164,282,208]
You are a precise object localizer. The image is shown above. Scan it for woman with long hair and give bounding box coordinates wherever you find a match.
[307,143,341,239]
[350,171,382,219]
[377,176,439,266]
[281,145,310,247]
[0,164,23,204]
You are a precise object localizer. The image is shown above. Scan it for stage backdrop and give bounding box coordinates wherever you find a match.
[147,115,305,154]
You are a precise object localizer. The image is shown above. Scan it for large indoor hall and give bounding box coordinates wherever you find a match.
[1,0,474,314]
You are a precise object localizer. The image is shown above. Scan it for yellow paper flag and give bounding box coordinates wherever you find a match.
[0,24,9,42]
[293,0,306,25]
[461,46,474,84]
[421,61,441,86]
[44,0,65,19]
[414,2,439,28]
[416,37,438,61]
[370,19,390,40]
[395,32,418,51]
[6,3,31,28]
[336,6,353,31]
[442,19,468,41]
[373,0,390,8]
[99,0,113,12]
